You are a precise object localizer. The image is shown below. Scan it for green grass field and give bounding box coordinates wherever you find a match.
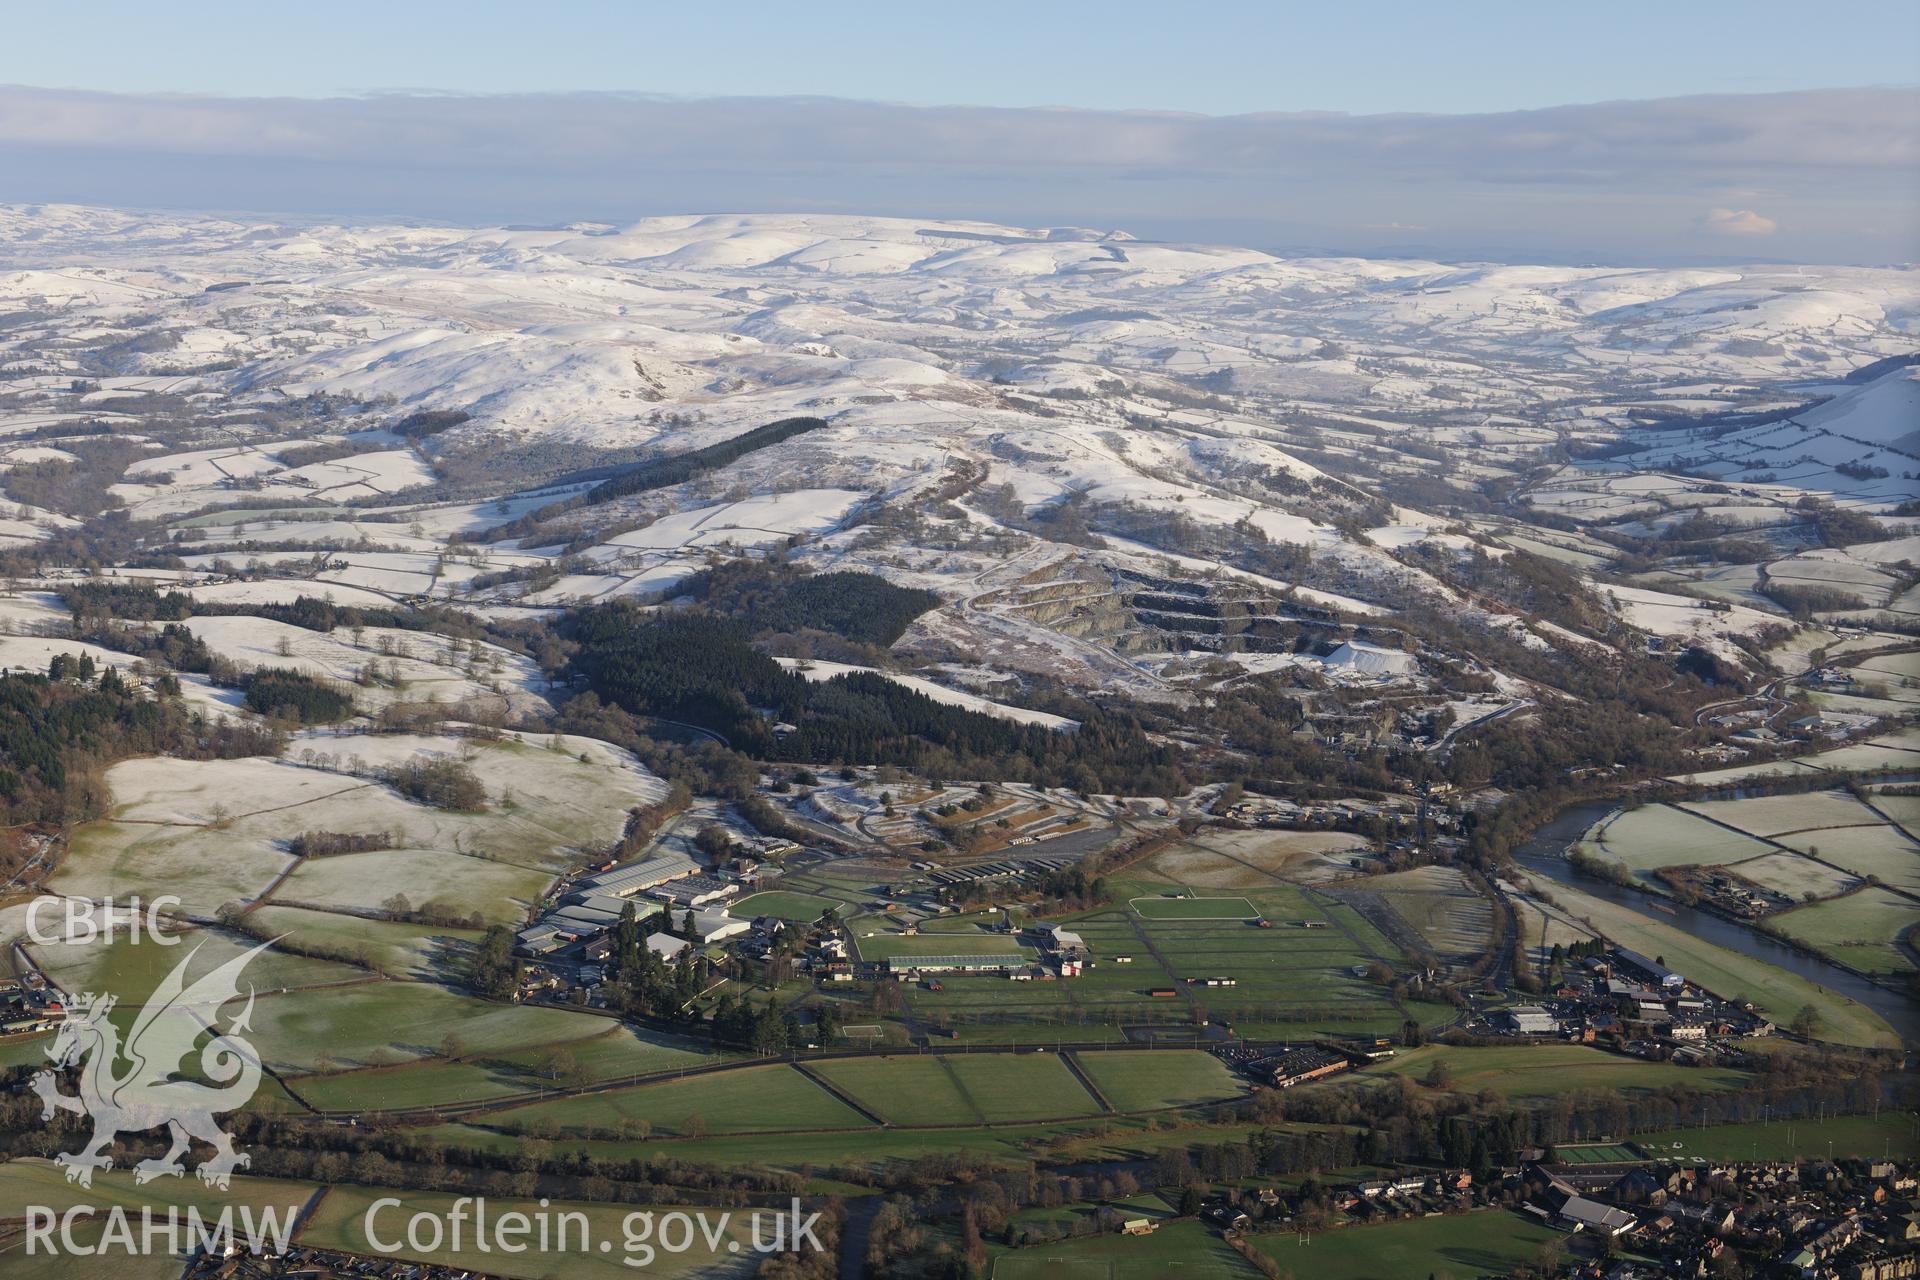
[492,1063,872,1135]
[799,1053,1108,1126]
[728,890,842,921]
[1554,1142,1642,1164]
[895,878,1412,1037]
[272,846,553,925]
[807,1056,985,1125]
[238,981,635,1075]
[1131,895,1259,920]
[1371,1044,1750,1098]
[1581,804,1774,876]
[53,816,297,918]
[991,1219,1253,1278]
[1770,887,1919,975]
[943,1053,1106,1122]
[299,1183,756,1279]
[940,1023,1133,1046]
[1249,1209,1567,1280]
[0,1162,316,1280]
[25,927,365,1003]
[245,905,483,979]
[287,1023,726,1111]
[922,908,1013,933]
[428,1116,1110,1172]
[0,1032,54,1070]
[428,1107,1325,1175]
[1785,823,1920,894]
[1072,1050,1247,1112]
[1631,1112,1918,1163]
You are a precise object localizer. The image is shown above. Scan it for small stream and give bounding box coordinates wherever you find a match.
[1510,802,1919,1044]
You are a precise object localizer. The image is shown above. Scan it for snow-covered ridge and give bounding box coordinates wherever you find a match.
[2,206,1915,656]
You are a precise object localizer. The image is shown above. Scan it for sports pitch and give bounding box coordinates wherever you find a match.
[1554,1142,1643,1164]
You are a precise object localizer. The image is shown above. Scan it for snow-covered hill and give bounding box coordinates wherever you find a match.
[3,208,1913,453]
[1,205,1915,693]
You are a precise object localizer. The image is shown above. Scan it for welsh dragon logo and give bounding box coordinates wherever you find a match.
[32,940,271,1190]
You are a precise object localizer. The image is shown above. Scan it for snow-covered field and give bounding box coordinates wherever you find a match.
[0,207,1912,667]
[1,205,1915,837]
[46,726,670,921]
[180,613,551,717]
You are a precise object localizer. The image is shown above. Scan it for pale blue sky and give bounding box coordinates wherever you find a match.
[1,2,1914,262]
[4,0,1913,114]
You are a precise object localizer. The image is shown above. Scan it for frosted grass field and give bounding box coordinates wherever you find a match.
[1776,824,1920,893]
[272,846,552,920]
[51,731,664,920]
[1771,887,1917,975]
[237,981,630,1073]
[1362,865,1495,959]
[1683,790,1884,838]
[182,614,551,715]
[1582,804,1774,874]
[1725,850,1859,901]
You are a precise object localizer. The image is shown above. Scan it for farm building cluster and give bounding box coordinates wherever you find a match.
[1473,947,1773,1063]
[0,975,61,1039]
[513,836,799,977]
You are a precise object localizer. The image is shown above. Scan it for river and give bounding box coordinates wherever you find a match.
[1511,802,1919,1044]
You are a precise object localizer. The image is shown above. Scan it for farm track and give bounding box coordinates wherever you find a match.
[0,826,62,898]
[934,1056,990,1126]
[1059,1050,1116,1113]
[101,781,380,829]
[791,1061,889,1127]
[1330,887,1426,963]
[1857,789,1920,847]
